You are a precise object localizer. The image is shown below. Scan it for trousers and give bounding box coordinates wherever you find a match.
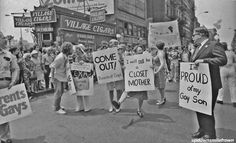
[0,80,11,140]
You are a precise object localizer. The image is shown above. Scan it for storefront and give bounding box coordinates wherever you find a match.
[32,5,116,49]
[58,15,116,49]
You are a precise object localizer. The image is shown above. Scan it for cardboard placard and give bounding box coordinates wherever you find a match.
[124,53,155,91]
[179,62,212,115]
[92,48,123,84]
[0,84,32,124]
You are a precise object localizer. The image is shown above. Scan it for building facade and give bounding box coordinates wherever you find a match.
[31,0,148,49]
[147,0,195,46]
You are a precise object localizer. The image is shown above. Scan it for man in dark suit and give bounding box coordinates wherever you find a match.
[191,26,227,139]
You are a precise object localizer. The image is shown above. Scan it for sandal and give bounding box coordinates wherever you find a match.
[137,111,144,118]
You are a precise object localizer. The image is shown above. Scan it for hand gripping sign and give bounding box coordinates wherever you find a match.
[92,48,123,84]
[179,62,212,115]
[0,83,32,124]
[124,53,155,91]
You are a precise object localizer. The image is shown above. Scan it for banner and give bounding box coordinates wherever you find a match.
[148,20,181,48]
[0,84,32,124]
[40,0,114,15]
[179,63,212,115]
[71,62,94,96]
[124,53,155,91]
[92,48,123,84]
[13,16,33,27]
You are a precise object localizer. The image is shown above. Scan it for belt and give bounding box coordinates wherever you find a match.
[0,77,12,81]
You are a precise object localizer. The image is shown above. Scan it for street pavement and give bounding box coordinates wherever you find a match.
[10,82,236,143]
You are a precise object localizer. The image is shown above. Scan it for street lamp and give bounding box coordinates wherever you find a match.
[197,11,209,17]
[5,9,28,50]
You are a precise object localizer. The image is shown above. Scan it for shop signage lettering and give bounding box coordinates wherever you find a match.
[13,16,33,27]
[90,9,106,23]
[61,15,115,36]
[31,9,57,24]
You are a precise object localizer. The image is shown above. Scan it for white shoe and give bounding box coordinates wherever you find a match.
[109,107,114,112]
[75,108,84,112]
[56,109,66,114]
[115,108,121,113]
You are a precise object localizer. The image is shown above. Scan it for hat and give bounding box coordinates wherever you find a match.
[23,53,31,59]
[117,44,125,50]
[31,50,38,55]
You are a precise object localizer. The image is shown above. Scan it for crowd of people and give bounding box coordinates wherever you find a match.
[0,25,236,142]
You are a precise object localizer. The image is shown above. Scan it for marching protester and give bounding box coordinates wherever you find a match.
[169,46,180,82]
[151,42,167,105]
[217,42,236,107]
[42,47,54,89]
[72,44,93,112]
[106,39,125,113]
[180,46,191,62]
[31,50,44,91]
[22,53,36,99]
[0,31,19,143]
[190,26,227,139]
[50,42,73,114]
[112,46,148,118]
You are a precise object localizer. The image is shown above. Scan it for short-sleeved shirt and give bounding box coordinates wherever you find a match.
[0,50,19,78]
[42,54,54,66]
[50,53,68,82]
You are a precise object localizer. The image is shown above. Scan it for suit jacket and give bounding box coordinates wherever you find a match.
[191,40,227,91]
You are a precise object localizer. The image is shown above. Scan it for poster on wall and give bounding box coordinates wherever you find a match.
[148,20,181,48]
[0,84,32,124]
[40,0,114,15]
[179,62,212,115]
[71,62,94,96]
[124,53,155,91]
[92,48,123,84]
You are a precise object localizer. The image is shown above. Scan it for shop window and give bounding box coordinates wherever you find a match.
[128,23,133,36]
[42,33,52,41]
[124,22,128,35]
[133,25,137,36]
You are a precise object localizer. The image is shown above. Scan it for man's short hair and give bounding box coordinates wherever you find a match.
[194,26,209,38]
[61,42,73,55]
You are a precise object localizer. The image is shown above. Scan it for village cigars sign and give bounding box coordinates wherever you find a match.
[13,16,33,27]
[60,15,115,36]
[30,9,57,24]
[0,84,32,124]
[179,63,212,115]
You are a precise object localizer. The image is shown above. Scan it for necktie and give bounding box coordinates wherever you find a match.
[191,43,201,61]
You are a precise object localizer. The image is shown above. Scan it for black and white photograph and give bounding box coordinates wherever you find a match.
[0,0,235,143]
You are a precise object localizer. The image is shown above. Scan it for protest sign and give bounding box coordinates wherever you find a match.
[179,62,212,115]
[148,20,181,48]
[0,83,32,124]
[67,69,77,95]
[124,53,155,91]
[92,48,123,84]
[71,63,94,96]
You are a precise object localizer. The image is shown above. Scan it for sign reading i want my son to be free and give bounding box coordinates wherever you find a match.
[124,53,155,91]
[179,62,212,115]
